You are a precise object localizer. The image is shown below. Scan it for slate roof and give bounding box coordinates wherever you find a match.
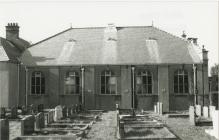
[20,26,203,66]
[0,37,21,62]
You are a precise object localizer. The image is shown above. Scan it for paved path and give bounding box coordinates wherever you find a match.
[84,111,117,140]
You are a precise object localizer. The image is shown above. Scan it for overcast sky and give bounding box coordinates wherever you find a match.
[0,0,218,74]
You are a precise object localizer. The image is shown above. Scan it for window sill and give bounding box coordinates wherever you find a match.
[28,94,49,97]
[59,94,81,96]
[98,94,121,96]
[171,93,190,96]
[136,94,158,96]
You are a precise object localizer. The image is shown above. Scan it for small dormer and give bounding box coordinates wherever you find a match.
[104,23,117,41]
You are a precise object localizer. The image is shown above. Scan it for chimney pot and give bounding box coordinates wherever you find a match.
[182,31,187,38]
[5,23,19,40]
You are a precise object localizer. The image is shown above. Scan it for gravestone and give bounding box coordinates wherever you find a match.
[21,115,35,135]
[159,102,163,115]
[67,107,71,117]
[189,106,195,125]
[37,104,44,113]
[0,107,6,118]
[62,106,67,118]
[157,102,160,114]
[11,107,17,119]
[154,105,157,113]
[203,106,209,118]
[21,106,27,115]
[47,110,54,124]
[205,110,219,139]
[35,112,45,129]
[54,105,63,121]
[209,106,216,118]
[120,121,125,138]
[195,105,201,116]
[0,119,9,140]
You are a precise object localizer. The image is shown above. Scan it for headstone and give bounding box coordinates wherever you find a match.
[37,104,44,113]
[0,107,6,118]
[62,106,67,118]
[67,107,71,117]
[11,107,17,119]
[47,110,54,124]
[189,106,195,125]
[21,106,27,115]
[21,115,35,135]
[0,119,9,140]
[35,112,45,129]
[116,104,119,110]
[28,104,34,115]
[159,102,163,115]
[119,121,125,138]
[195,105,201,116]
[205,110,219,139]
[54,105,63,121]
[157,102,160,114]
[209,106,216,118]
[154,105,157,113]
[203,106,209,118]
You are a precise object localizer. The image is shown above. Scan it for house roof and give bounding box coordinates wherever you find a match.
[0,37,21,62]
[20,26,203,66]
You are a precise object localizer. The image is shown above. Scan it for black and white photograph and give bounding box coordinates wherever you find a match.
[0,0,218,140]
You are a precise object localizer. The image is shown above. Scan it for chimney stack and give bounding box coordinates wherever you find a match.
[187,37,198,45]
[202,45,208,61]
[6,23,19,40]
[181,31,187,38]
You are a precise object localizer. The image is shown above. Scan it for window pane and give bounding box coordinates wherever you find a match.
[136,77,142,84]
[106,84,110,94]
[36,77,40,85]
[36,86,40,94]
[101,76,105,85]
[148,76,152,84]
[142,76,146,84]
[148,85,152,94]
[110,85,116,94]
[179,85,183,93]
[136,85,142,94]
[101,85,105,94]
[174,75,178,84]
[31,86,35,94]
[76,85,80,94]
[31,77,35,85]
[142,85,147,93]
[184,85,188,93]
[75,76,80,85]
[110,77,116,85]
[179,75,183,84]
[106,76,110,85]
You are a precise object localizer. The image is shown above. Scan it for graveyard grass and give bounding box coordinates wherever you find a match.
[7,111,218,140]
[162,116,217,140]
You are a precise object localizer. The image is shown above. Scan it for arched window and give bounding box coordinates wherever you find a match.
[31,71,45,94]
[136,71,152,94]
[65,71,80,94]
[101,70,117,94]
[174,70,189,94]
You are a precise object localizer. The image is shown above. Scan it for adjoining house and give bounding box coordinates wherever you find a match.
[0,23,209,112]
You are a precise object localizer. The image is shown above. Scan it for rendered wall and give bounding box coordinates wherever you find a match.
[0,62,18,107]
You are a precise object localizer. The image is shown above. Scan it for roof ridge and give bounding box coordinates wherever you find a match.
[30,27,73,47]
[152,26,189,43]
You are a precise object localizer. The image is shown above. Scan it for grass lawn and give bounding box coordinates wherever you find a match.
[162,116,217,140]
